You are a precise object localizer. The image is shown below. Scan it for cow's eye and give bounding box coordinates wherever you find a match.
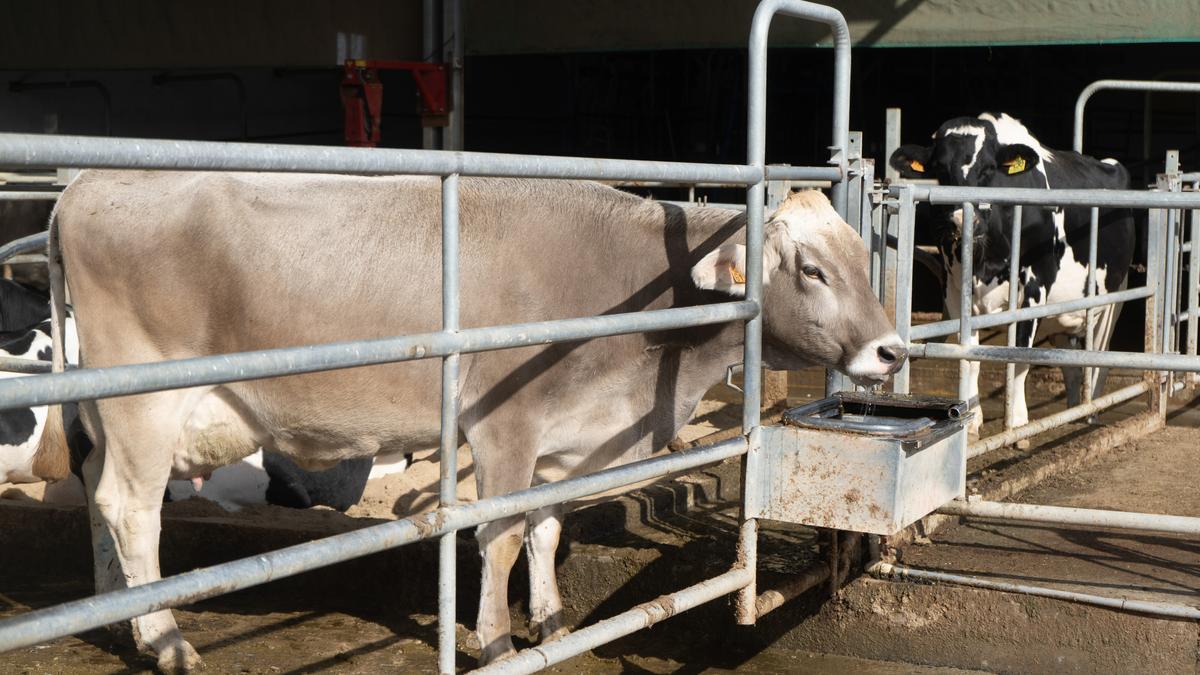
[801,264,824,282]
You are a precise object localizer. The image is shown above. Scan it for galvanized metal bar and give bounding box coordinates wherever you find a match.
[475,566,754,674]
[1004,205,1023,429]
[1165,206,1180,359]
[969,381,1149,458]
[749,0,850,215]
[892,188,915,394]
[1084,206,1099,404]
[740,0,851,625]
[764,165,842,181]
[0,133,763,185]
[0,301,758,411]
[884,108,901,183]
[0,436,747,653]
[1189,209,1199,358]
[896,184,1200,209]
[1074,79,1200,154]
[1147,195,1165,416]
[0,232,49,265]
[437,174,460,675]
[869,560,1200,620]
[958,202,975,404]
[915,342,1200,373]
[0,191,59,200]
[938,498,1200,535]
[909,285,1155,341]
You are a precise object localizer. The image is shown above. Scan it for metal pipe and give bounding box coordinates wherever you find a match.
[1084,207,1099,404]
[0,232,49,265]
[968,381,1149,457]
[958,202,974,404]
[910,285,1155,341]
[1164,206,1180,358]
[938,499,1200,535]
[894,184,1200,209]
[1004,205,1022,429]
[437,174,460,675]
[915,342,1200,373]
[868,560,1200,620]
[0,191,58,201]
[445,0,464,151]
[1073,79,1200,154]
[1189,209,1199,358]
[0,301,758,411]
[476,566,754,675]
[749,0,851,215]
[0,437,747,653]
[753,564,830,618]
[892,188,915,393]
[0,133,764,185]
[764,165,842,182]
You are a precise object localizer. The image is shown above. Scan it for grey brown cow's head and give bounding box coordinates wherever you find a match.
[690,190,906,385]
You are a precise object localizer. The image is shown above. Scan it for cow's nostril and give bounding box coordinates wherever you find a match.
[878,344,908,369]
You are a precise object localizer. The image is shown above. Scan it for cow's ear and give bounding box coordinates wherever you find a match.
[692,241,783,297]
[996,144,1040,175]
[889,144,931,178]
[692,243,748,296]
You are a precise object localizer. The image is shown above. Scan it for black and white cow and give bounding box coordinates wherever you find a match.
[890,113,1135,434]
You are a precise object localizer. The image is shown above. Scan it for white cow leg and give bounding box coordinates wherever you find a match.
[965,330,984,437]
[1055,334,1084,408]
[90,405,200,674]
[1010,362,1032,428]
[526,504,568,643]
[82,439,125,597]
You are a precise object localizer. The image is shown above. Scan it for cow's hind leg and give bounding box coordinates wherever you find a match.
[1086,296,1123,423]
[526,503,568,643]
[1008,316,1041,431]
[89,396,200,674]
[472,440,537,665]
[1056,334,1085,408]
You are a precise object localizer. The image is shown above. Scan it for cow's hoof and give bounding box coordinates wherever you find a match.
[155,641,203,674]
[528,613,568,644]
[478,638,517,667]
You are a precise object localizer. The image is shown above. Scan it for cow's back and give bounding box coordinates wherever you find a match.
[55,171,678,464]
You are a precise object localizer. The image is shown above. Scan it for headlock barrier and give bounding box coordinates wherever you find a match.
[1,2,1199,672]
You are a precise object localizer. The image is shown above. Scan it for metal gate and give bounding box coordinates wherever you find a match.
[0,1,863,673]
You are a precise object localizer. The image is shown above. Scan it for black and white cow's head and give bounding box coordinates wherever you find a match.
[889,113,1054,278]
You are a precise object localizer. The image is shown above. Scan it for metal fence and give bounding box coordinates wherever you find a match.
[872,163,1200,619]
[0,1,859,673]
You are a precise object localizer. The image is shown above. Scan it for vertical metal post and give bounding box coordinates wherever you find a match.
[1147,176,1166,416]
[958,202,975,405]
[422,0,442,150]
[1084,206,1098,404]
[438,173,460,675]
[828,132,864,395]
[892,186,915,394]
[885,108,901,183]
[1188,207,1199,363]
[1004,205,1023,428]
[444,0,465,151]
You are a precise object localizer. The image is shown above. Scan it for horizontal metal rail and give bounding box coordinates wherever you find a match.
[0,133,776,185]
[0,191,59,201]
[477,566,754,674]
[914,342,1200,373]
[0,301,757,411]
[868,560,1200,620]
[0,436,747,653]
[938,499,1200,536]
[1074,79,1200,153]
[910,285,1155,341]
[892,184,1200,209]
[968,381,1150,457]
[0,232,49,265]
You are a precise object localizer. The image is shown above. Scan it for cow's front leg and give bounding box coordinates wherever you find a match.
[526,503,568,643]
[1057,334,1085,407]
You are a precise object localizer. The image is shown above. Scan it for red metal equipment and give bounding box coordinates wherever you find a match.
[340,59,448,147]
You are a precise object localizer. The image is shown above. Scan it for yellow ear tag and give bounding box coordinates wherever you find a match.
[730,266,746,284]
[1005,156,1026,175]
[910,159,925,173]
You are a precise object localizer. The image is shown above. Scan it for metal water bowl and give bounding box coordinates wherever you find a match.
[750,391,972,535]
